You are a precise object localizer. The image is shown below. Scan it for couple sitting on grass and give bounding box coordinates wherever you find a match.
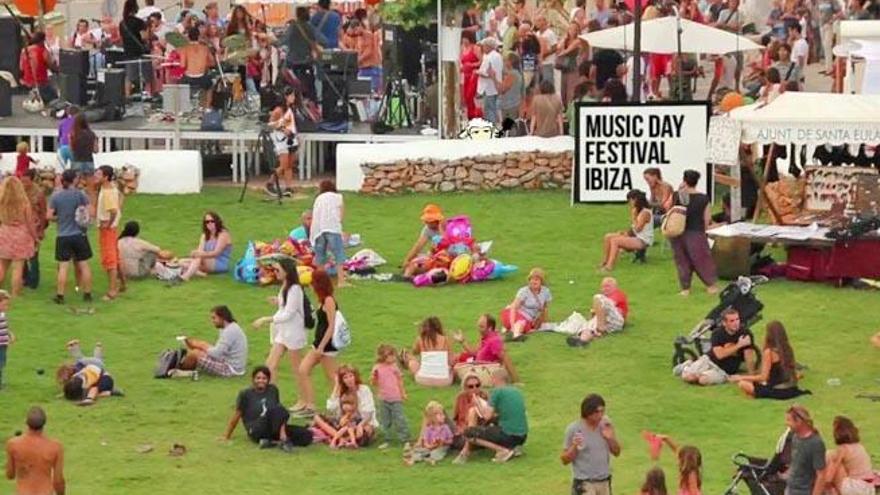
[497,269,631,348]
[675,309,810,400]
[401,314,519,388]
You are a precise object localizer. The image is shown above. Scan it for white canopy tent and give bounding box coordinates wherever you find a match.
[579,16,762,54]
[715,92,880,220]
[728,92,880,148]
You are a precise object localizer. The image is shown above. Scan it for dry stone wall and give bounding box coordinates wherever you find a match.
[359,151,573,194]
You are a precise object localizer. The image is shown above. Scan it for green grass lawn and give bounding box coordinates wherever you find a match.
[1,187,878,494]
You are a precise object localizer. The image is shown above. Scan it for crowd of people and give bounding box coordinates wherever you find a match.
[457,0,880,136]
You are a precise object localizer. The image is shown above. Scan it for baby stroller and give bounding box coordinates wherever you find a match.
[723,428,792,495]
[671,275,768,367]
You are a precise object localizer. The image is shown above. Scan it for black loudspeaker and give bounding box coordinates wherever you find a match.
[0,18,23,83]
[59,73,87,106]
[321,74,348,122]
[0,78,11,117]
[60,49,90,76]
[97,69,125,107]
[382,23,437,86]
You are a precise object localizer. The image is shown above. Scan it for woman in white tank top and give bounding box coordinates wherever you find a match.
[599,189,654,272]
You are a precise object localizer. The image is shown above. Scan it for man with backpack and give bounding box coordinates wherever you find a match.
[47,170,93,305]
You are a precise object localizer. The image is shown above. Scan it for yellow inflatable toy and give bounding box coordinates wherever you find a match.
[450,254,473,281]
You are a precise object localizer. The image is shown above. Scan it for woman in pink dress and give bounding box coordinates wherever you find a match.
[0,177,38,297]
[459,32,482,120]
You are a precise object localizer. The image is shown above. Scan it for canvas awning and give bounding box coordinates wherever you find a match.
[728,92,880,147]
[579,16,762,55]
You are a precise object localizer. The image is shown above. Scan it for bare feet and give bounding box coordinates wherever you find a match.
[679,289,690,297]
[706,285,720,295]
[871,331,880,349]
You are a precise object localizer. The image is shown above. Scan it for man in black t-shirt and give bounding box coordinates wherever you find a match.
[590,49,624,91]
[223,366,312,452]
[679,309,756,385]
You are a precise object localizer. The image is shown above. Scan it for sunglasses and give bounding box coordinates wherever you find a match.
[466,383,481,389]
[204,219,216,224]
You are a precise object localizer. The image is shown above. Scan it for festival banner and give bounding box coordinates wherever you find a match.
[573,102,711,203]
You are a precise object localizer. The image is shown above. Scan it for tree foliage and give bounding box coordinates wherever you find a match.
[380,0,496,27]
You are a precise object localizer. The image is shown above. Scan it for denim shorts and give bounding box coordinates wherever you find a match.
[71,161,95,175]
[314,232,346,271]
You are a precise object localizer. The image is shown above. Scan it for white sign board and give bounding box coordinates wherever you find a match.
[573,102,710,202]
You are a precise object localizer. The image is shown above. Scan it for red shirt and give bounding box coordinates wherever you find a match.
[20,44,51,88]
[475,330,504,363]
[607,288,629,320]
[15,153,35,177]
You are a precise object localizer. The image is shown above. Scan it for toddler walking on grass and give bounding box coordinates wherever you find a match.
[405,401,454,466]
[372,344,410,450]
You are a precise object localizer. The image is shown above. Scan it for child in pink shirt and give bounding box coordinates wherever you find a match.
[371,344,410,449]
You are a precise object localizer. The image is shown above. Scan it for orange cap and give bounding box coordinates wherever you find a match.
[420,204,444,223]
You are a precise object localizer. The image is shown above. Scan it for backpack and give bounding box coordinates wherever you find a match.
[303,292,315,329]
[331,310,351,349]
[153,348,185,378]
[661,205,688,239]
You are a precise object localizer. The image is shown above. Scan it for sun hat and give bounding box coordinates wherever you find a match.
[420,204,445,223]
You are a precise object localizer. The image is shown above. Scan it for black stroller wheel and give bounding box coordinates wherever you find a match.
[672,348,698,367]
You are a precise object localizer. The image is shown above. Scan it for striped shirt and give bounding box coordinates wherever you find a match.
[0,312,9,346]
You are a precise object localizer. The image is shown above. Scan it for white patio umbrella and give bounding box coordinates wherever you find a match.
[580,16,762,55]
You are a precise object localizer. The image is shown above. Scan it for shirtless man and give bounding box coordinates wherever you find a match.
[5,407,65,495]
[178,26,214,106]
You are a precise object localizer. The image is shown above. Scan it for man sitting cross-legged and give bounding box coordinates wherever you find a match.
[171,305,248,379]
[676,308,757,385]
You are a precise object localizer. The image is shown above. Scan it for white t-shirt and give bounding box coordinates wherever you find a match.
[310,191,344,243]
[540,28,558,65]
[792,38,809,73]
[477,49,503,96]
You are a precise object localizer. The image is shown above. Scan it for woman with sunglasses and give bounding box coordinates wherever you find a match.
[179,211,233,281]
[452,374,488,447]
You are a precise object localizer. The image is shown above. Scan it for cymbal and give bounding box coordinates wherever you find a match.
[165,31,187,49]
[222,34,248,51]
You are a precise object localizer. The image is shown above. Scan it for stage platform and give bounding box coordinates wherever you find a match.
[0,94,437,183]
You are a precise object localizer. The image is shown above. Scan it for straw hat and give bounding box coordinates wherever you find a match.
[420,204,444,223]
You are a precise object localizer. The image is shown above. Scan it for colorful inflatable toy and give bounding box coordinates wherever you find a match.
[411,215,517,287]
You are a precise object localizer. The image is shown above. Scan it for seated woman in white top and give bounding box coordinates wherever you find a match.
[403,316,454,387]
[116,221,169,280]
[599,189,654,272]
[312,365,378,445]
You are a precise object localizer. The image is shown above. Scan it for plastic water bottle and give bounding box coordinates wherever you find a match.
[826,378,841,386]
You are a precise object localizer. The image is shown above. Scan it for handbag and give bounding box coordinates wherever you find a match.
[661,205,688,239]
[331,310,351,349]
